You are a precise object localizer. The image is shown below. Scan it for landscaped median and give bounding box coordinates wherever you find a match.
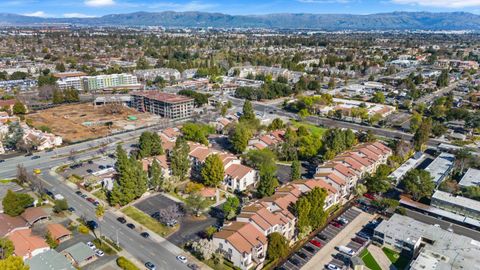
[359,249,382,270]
[121,206,177,237]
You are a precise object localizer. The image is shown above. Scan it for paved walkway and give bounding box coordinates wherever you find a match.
[367,245,396,270]
[302,208,374,270]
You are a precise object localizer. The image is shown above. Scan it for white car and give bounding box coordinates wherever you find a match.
[327,264,340,270]
[176,255,188,264]
[95,249,104,257]
[86,242,96,250]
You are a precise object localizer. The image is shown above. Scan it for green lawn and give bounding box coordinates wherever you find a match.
[291,121,327,138]
[359,249,382,270]
[121,206,177,237]
[382,247,410,270]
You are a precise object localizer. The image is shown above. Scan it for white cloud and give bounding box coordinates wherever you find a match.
[149,1,217,11]
[63,13,96,18]
[84,0,116,7]
[391,0,480,8]
[23,11,49,17]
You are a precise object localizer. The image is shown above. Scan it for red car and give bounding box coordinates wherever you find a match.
[310,239,322,248]
[330,221,342,228]
[364,193,376,200]
[86,197,95,203]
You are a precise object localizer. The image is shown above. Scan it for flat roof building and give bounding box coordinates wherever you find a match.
[458,168,480,188]
[425,152,455,186]
[431,190,480,220]
[374,214,480,270]
[131,91,194,119]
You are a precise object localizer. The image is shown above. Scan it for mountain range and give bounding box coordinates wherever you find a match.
[1,11,480,31]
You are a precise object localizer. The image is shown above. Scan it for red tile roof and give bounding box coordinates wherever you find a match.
[225,164,253,180]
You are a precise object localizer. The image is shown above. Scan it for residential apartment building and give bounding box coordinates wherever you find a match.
[424,152,455,186]
[134,68,181,81]
[131,91,194,119]
[212,222,267,270]
[56,73,141,91]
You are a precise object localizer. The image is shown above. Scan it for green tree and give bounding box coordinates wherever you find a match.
[294,196,311,233]
[402,169,435,201]
[0,256,29,270]
[149,159,163,190]
[2,190,33,216]
[267,232,289,261]
[201,154,224,187]
[290,159,301,181]
[53,199,69,213]
[413,117,432,151]
[181,123,214,145]
[170,138,190,181]
[55,62,66,72]
[410,112,422,133]
[268,118,285,131]
[222,196,240,220]
[240,100,255,122]
[0,238,14,259]
[371,91,385,104]
[139,131,164,158]
[45,231,58,249]
[306,187,327,228]
[185,193,209,216]
[257,163,279,198]
[436,69,449,88]
[136,56,150,70]
[229,123,252,154]
[52,89,64,104]
[95,204,105,220]
[12,101,26,115]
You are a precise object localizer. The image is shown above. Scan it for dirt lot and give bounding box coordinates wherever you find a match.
[27,103,161,143]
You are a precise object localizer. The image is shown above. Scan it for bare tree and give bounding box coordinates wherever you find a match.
[68,149,77,163]
[157,204,184,224]
[16,164,30,185]
[38,85,56,100]
[103,103,124,114]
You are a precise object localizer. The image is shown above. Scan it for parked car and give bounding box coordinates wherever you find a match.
[326,263,340,270]
[68,207,75,212]
[86,220,98,230]
[86,242,96,249]
[126,223,135,229]
[330,221,342,228]
[337,217,349,225]
[296,252,308,260]
[117,217,127,224]
[352,236,367,245]
[176,255,188,264]
[310,239,322,248]
[187,263,199,270]
[0,159,5,163]
[95,249,104,257]
[357,232,371,240]
[338,246,355,256]
[98,165,105,169]
[93,201,100,207]
[289,258,301,266]
[140,232,150,238]
[31,155,40,160]
[145,262,156,270]
[334,253,351,263]
[364,193,376,200]
[75,190,83,196]
[86,197,95,203]
[303,245,315,253]
[317,233,328,241]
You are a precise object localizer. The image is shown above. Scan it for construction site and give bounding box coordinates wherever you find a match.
[27,103,162,143]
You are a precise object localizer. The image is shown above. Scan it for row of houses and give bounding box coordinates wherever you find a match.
[212,141,392,269]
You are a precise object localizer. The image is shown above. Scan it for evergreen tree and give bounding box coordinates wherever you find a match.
[130,156,148,197]
[171,138,190,181]
[306,187,327,228]
[294,196,311,232]
[149,159,163,190]
[201,154,224,187]
[52,89,64,104]
[257,163,279,198]
[229,123,252,154]
[12,101,26,115]
[267,233,289,260]
[290,159,301,181]
[240,100,255,122]
[2,190,33,216]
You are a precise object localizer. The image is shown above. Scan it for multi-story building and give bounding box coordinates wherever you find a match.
[56,73,141,91]
[131,91,194,119]
[373,214,480,270]
[57,77,84,91]
[134,68,181,81]
[424,152,455,187]
[430,190,480,220]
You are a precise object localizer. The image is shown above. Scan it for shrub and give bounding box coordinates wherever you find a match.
[117,256,140,270]
[78,224,89,234]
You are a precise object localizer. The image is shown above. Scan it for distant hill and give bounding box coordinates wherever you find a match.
[1,11,480,31]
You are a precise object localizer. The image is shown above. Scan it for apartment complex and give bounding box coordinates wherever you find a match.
[56,73,141,91]
[424,152,455,186]
[130,91,194,119]
[431,190,480,220]
[213,141,392,270]
[373,214,480,270]
[134,68,181,81]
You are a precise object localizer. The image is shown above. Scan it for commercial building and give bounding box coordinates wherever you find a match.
[431,190,480,219]
[131,91,194,119]
[424,152,455,186]
[26,250,75,270]
[373,214,480,270]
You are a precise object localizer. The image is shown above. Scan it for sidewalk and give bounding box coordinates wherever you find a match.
[367,245,396,270]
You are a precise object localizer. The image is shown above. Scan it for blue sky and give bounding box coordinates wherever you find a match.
[4,0,480,18]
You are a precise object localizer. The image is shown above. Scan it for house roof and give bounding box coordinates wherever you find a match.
[189,145,213,162]
[21,207,48,225]
[47,224,72,241]
[26,249,76,270]
[199,188,216,198]
[63,242,95,263]
[214,222,267,254]
[0,213,28,237]
[314,172,346,187]
[225,164,253,180]
[8,228,49,259]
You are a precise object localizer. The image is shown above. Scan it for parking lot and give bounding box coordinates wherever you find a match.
[134,194,217,246]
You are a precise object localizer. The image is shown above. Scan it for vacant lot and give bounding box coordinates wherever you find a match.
[121,206,177,237]
[27,103,160,143]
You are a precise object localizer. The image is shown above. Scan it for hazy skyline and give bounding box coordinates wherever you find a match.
[4,0,480,18]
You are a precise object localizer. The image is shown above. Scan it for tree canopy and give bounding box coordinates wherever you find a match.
[201,154,224,187]
[267,232,289,261]
[2,190,33,216]
[402,169,435,201]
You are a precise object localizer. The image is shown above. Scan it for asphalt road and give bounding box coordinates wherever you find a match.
[413,79,465,105]
[41,171,189,270]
